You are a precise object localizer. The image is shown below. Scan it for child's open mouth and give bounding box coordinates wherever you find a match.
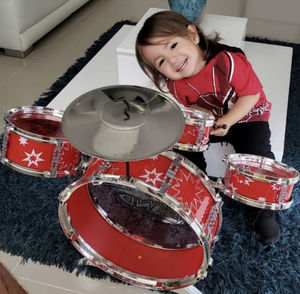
[176,58,187,72]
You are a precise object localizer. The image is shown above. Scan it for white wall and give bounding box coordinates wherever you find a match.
[205,0,246,17]
[204,0,300,43]
[133,0,299,43]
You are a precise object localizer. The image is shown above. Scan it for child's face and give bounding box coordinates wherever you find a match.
[140,25,205,80]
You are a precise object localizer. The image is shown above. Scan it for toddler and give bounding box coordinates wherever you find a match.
[135,10,280,245]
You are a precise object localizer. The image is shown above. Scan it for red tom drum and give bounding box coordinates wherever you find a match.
[1,106,81,177]
[173,108,215,152]
[221,154,299,210]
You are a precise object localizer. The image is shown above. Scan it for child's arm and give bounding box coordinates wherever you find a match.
[210,93,260,136]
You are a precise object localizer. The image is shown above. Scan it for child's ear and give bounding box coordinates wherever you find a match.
[187,24,200,44]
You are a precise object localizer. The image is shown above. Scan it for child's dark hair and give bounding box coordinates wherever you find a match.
[136,11,220,91]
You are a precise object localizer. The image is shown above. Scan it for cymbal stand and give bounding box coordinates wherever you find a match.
[126,161,130,181]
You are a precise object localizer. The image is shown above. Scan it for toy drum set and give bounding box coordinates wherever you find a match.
[1,85,299,291]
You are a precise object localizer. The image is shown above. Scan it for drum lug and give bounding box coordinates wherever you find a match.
[195,124,205,146]
[222,154,229,164]
[278,183,287,204]
[50,138,63,177]
[158,155,182,195]
[206,201,221,246]
[208,177,224,192]
[217,177,224,190]
[210,235,219,250]
[59,188,73,203]
[1,125,13,162]
[76,157,91,177]
[94,160,112,176]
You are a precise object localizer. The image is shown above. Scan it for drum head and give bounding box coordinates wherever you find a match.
[5,106,64,138]
[89,181,199,249]
[59,174,210,290]
[224,153,299,184]
[62,85,185,161]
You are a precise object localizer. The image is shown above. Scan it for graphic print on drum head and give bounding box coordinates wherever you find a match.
[1,106,81,177]
[88,182,199,249]
[59,151,223,290]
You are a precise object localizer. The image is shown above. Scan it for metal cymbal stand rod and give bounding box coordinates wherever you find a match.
[126,161,130,180]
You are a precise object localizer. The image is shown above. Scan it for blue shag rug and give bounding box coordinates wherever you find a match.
[0,21,299,294]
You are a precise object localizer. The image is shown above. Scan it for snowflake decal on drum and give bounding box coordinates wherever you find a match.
[271,183,281,191]
[140,168,163,186]
[22,149,45,167]
[18,137,28,146]
[171,169,203,199]
[185,128,198,138]
[149,155,159,160]
[58,144,80,171]
[233,174,254,185]
[228,183,237,193]
[171,169,212,223]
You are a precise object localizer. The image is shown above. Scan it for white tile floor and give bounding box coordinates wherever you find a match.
[0,1,236,293]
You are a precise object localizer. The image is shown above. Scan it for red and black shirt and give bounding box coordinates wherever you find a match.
[168,48,271,123]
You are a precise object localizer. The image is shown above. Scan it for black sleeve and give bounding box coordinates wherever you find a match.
[206,42,245,64]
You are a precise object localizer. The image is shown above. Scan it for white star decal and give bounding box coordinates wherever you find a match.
[185,129,197,138]
[150,155,159,160]
[228,183,237,193]
[58,145,80,171]
[233,174,254,185]
[140,168,163,186]
[271,184,281,191]
[22,149,45,167]
[171,169,203,199]
[18,137,28,146]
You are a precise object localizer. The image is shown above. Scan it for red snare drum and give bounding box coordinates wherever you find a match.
[59,151,222,290]
[173,108,215,152]
[221,154,299,210]
[1,106,81,177]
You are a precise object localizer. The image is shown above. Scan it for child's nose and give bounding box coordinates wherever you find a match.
[169,55,180,68]
[168,53,177,64]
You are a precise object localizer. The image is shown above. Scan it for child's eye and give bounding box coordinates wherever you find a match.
[158,59,165,67]
[171,42,178,49]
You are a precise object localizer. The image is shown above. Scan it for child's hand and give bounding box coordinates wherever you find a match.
[210,118,231,136]
[210,93,260,136]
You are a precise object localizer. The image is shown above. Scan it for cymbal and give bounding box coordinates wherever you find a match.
[62,85,185,161]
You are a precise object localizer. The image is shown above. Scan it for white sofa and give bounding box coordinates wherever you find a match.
[0,0,90,57]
